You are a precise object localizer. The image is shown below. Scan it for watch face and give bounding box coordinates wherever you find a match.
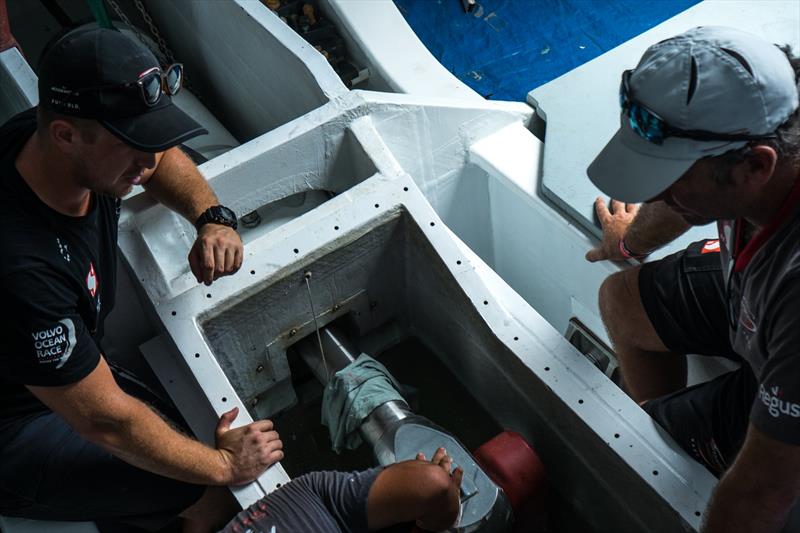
[216,206,237,224]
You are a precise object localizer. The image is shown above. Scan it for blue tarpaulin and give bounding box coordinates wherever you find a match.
[394,0,700,101]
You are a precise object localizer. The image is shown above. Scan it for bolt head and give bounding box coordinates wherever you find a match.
[256,365,264,373]
[289,328,298,336]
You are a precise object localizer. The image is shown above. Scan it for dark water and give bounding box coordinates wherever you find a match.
[274,336,503,477]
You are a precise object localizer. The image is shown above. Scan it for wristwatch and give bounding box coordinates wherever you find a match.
[618,238,650,261]
[194,205,238,231]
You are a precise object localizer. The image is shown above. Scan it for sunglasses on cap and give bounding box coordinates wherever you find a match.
[619,69,774,145]
[75,63,183,107]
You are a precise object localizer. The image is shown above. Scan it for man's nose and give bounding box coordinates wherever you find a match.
[136,151,157,169]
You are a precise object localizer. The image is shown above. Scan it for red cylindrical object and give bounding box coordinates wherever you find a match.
[473,430,549,532]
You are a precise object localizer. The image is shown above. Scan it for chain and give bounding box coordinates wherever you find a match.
[104,0,193,90]
[132,0,177,65]
[105,0,167,64]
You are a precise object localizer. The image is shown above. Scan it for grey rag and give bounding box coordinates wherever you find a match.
[321,354,404,453]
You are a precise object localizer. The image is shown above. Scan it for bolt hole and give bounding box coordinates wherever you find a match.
[578,399,584,404]
[206,293,211,298]
[652,470,659,476]
[430,222,435,227]
[456,260,462,265]
[250,270,255,275]
[694,511,701,517]
[544,366,550,371]
[194,353,200,358]
[171,311,176,316]
[334,226,339,230]
[293,248,299,254]
[483,300,488,305]
[614,433,620,439]
[403,186,409,191]
[222,397,227,402]
[513,336,519,341]
[374,203,379,208]
[276,483,282,488]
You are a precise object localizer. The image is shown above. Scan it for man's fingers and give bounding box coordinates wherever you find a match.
[585,247,604,263]
[431,447,447,465]
[215,406,239,437]
[234,246,244,271]
[247,419,274,433]
[594,197,611,225]
[609,199,625,214]
[416,452,426,461]
[626,202,638,213]
[224,247,236,274]
[453,467,464,490]
[214,247,226,277]
[203,243,215,284]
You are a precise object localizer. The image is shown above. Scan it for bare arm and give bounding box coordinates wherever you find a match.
[702,425,800,533]
[141,147,243,284]
[586,198,691,262]
[367,447,463,531]
[141,147,217,222]
[28,357,283,486]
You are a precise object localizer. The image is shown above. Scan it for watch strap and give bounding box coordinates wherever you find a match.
[194,205,238,231]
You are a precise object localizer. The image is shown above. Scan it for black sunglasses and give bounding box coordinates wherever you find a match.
[76,63,184,107]
[619,69,774,145]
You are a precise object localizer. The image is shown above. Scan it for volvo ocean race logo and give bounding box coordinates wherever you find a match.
[759,385,800,418]
[31,319,77,369]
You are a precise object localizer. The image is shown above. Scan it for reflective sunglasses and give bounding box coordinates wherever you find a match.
[618,69,774,145]
[76,63,184,107]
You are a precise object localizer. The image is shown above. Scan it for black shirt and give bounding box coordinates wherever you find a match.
[0,109,119,429]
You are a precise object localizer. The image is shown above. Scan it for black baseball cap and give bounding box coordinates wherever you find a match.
[38,26,207,152]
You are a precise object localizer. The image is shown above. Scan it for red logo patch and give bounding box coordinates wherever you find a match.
[701,240,721,254]
[86,262,98,298]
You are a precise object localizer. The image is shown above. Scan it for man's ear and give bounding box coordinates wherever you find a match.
[48,119,80,153]
[745,144,778,186]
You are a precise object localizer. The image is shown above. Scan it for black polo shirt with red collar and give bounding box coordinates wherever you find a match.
[718,174,800,443]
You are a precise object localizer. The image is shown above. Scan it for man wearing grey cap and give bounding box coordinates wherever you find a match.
[586,26,800,531]
[0,27,282,532]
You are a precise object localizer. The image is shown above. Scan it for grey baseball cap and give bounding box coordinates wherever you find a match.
[588,26,799,203]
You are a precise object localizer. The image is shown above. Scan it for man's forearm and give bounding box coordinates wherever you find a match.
[625,201,691,255]
[703,468,795,533]
[143,146,219,223]
[82,393,229,486]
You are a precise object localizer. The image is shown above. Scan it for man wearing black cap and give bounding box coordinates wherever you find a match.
[585,27,800,532]
[0,27,283,532]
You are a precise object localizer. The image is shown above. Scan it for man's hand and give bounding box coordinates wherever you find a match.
[215,407,283,486]
[188,224,243,285]
[585,197,640,262]
[415,447,463,531]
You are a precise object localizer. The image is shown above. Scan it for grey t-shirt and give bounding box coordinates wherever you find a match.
[221,467,383,533]
[719,181,800,444]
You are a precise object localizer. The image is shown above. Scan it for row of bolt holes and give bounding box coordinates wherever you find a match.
[541,363,689,504]
[173,185,699,507]
[174,190,420,433]
[184,335,695,508]
[169,188,431,313]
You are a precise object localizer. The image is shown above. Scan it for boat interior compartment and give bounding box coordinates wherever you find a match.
[119,88,718,527]
[5,1,799,532]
